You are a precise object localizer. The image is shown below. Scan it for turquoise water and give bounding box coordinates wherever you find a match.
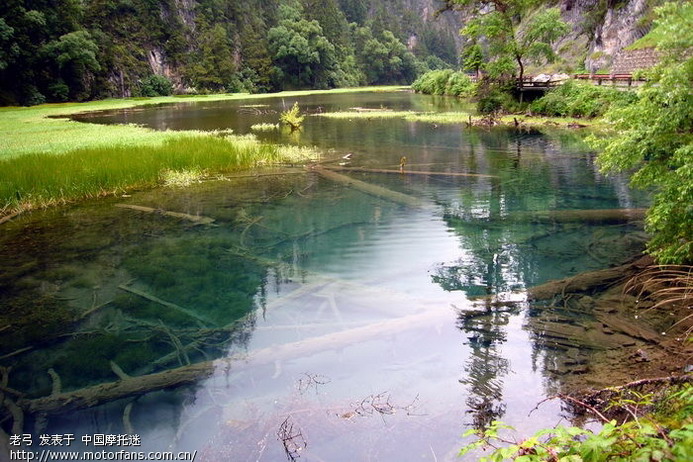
[0,91,649,461]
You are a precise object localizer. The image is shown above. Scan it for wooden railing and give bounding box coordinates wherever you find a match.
[573,73,646,86]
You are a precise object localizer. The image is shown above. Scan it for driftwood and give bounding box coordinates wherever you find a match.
[115,204,215,225]
[326,166,497,179]
[310,166,422,207]
[118,284,214,327]
[529,255,654,300]
[0,210,23,226]
[17,308,448,416]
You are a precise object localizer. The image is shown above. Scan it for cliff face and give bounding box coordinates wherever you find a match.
[534,0,657,74]
[585,0,652,72]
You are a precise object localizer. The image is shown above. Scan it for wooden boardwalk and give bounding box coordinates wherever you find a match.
[516,73,646,93]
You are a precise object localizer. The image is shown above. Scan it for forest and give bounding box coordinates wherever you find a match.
[0,0,459,104]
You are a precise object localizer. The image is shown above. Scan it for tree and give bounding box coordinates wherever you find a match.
[589,2,693,264]
[461,42,484,79]
[188,23,236,91]
[42,30,100,99]
[450,0,569,81]
[351,25,419,84]
[267,2,340,89]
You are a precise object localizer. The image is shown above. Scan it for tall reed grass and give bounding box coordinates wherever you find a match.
[0,135,316,215]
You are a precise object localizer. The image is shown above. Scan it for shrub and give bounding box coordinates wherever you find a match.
[475,79,522,114]
[412,69,475,97]
[531,80,637,118]
[139,74,173,97]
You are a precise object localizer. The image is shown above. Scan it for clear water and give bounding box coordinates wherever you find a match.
[1,91,649,461]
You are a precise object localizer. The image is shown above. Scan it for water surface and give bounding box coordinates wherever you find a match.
[1,91,649,460]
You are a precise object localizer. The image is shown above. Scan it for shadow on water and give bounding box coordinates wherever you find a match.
[1,92,652,460]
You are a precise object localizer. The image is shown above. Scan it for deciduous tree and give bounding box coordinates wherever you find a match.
[590,2,693,264]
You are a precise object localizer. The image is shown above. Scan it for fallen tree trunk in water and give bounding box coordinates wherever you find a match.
[529,255,654,300]
[115,204,215,225]
[311,166,422,207]
[118,284,214,327]
[18,308,448,415]
[326,166,497,179]
[508,208,647,224]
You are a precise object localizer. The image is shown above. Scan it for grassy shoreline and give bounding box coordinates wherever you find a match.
[0,86,408,158]
[0,87,406,220]
[314,109,604,128]
[0,85,601,221]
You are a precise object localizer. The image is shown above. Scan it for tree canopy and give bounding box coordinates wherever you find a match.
[449,0,568,81]
[590,1,693,264]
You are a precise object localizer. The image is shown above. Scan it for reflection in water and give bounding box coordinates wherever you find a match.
[1,92,651,460]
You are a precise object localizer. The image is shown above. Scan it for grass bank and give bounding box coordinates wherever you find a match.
[0,86,405,219]
[0,86,407,158]
[314,109,603,128]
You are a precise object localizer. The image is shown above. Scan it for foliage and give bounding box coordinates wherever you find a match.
[0,134,316,215]
[475,79,523,114]
[462,42,484,77]
[531,80,637,118]
[268,2,341,89]
[187,23,237,91]
[0,0,437,104]
[351,25,421,85]
[589,1,693,264]
[280,102,305,130]
[411,69,476,97]
[460,385,693,462]
[139,74,173,97]
[455,1,569,81]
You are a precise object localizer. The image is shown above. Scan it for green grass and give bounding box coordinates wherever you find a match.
[315,110,603,128]
[0,135,317,213]
[0,86,405,218]
[0,86,407,159]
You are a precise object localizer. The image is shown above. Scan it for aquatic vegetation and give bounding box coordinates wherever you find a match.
[314,110,418,120]
[0,135,317,216]
[161,168,206,187]
[314,110,601,128]
[250,122,279,131]
[280,102,305,131]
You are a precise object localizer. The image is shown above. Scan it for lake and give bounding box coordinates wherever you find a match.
[0,90,649,461]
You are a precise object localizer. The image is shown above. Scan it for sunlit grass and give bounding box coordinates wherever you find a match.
[0,135,317,215]
[160,168,206,187]
[250,123,279,132]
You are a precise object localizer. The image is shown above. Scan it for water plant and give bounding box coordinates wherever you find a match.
[250,122,279,131]
[160,168,206,187]
[280,102,305,131]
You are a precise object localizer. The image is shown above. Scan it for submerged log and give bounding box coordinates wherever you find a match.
[311,166,422,207]
[118,284,214,327]
[18,308,448,415]
[326,166,497,179]
[529,255,653,300]
[508,208,647,224]
[115,204,215,225]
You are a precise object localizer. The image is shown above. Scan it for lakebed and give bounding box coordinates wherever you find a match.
[1,89,686,461]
